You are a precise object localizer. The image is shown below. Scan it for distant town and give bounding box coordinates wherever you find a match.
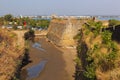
[1,14,120,31]
[2,14,120,20]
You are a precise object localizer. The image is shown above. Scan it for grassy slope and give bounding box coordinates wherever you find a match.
[0,29,24,80]
[76,21,120,80]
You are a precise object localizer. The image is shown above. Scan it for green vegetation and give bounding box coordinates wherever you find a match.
[109,19,120,27]
[75,20,120,80]
[4,14,13,21]
[24,29,35,41]
[0,14,50,29]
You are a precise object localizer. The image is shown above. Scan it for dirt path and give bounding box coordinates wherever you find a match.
[21,37,76,80]
[13,30,27,48]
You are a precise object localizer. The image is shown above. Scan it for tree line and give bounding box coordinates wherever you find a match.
[0,14,50,29]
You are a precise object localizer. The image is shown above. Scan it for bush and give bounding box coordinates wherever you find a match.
[75,20,120,80]
[109,19,120,27]
[24,29,35,41]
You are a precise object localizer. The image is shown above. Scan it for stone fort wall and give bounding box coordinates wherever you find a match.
[47,18,84,47]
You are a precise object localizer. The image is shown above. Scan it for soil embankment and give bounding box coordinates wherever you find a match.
[0,30,25,80]
[21,37,76,80]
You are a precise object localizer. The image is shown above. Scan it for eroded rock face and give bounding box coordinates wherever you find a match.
[47,18,83,47]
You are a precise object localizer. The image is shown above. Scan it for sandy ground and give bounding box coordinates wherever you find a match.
[13,30,27,47]
[21,37,77,80]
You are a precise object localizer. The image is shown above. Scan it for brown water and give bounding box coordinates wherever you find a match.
[21,60,47,80]
[32,42,45,52]
[20,38,75,80]
[21,42,47,80]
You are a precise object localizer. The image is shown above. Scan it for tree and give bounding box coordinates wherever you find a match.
[37,20,50,29]
[24,29,35,42]
[4,14,13,21]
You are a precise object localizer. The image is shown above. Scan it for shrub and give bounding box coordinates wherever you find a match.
[75,20,120,80]
[24,29,35,41]
[109,19,120,27]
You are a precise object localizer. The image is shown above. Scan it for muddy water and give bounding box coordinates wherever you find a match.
[21,60,47,80]
[27,60,47,79]
[20,38,75,80]
[21,42,47,80]
[32,42,45,52]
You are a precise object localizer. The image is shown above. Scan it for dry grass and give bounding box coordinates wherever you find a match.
[0,29,25,80]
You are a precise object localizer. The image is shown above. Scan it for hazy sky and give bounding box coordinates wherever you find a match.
[0,0,120,16]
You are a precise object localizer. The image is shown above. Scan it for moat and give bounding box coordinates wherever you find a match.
[20,37,76,80]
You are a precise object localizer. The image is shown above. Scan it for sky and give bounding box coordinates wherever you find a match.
[0,0,120,16]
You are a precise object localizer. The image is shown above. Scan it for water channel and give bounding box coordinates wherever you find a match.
[21,42,47,80]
